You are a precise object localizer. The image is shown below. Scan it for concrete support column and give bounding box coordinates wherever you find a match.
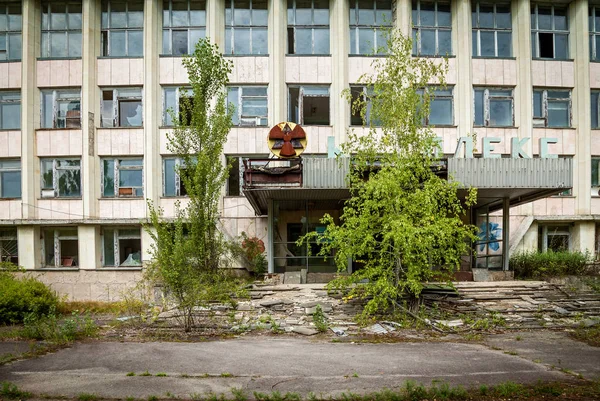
[395,0,410,36]
[453,0,472,136]
[331,0,350,146]
[17,227,41,270]
[79,226,102,270]
[269,0,287,124]
[267,199,274,273]
[208,0,225,48]
[502,198,510,270]
[573,222,595,253]
[571,0,591,216]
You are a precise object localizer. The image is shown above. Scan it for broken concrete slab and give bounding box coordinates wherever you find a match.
[292,327,319,336]
[260,300,284,307]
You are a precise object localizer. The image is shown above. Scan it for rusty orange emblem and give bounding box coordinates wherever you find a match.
[267,122,307,158]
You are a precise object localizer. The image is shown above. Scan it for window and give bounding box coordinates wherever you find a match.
[102,158,143,197]
[350,0,392,55]
[288,0,329,55]
[41,89,81,129]
[227,156,241,196]
[225,0,268,55]
[539,225,570,253]
[41,1,82,58]
[591,157,600,196]
[163,0,205,56]
[592,91,600,129]
[350,86,380,126]
[531,5,568,60]
[227,86,268,126]
[0,228,18,264]
[101,0,143,57]
[43,228,78,267]
[41,158,81,198]
[0,91,20,130]
[533,89,571,128]
[0,159,21,199]
[417,86,453,126]
[591,6,600,61]
[412,0,451,56]
[101,88,143,127]
[103,227,142,266]
[0,2,21,61]
[162,87,194,126]
[474,88,513,127]
[289,86,330,125]
[163,157,191,197]
[472,3,511,58]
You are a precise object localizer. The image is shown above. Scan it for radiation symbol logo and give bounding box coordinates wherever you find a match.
[267,122,307,158]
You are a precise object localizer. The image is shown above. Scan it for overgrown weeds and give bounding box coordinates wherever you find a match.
[312,305,328,333]
[570,325,600,347]
[510,251,591,279]
[19,307,98,343]
[0,381,31,399]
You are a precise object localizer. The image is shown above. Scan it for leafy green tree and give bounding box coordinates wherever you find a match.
[303,31,477,315]
[145,39,239,331]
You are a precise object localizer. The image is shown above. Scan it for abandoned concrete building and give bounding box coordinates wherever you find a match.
[0,0,595,299]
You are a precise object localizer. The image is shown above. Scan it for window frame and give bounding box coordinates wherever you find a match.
[539,225,571,253]
[101,158,144,198]
[473,87,514,127]
[101,87,143,128]
[412,0,452,57]
[349,85,380,126]
[0,228,18,264]
[287,0,330,55]
[41,1,82,59]
[101,0,144,57]
[0,91,21,130]
[42,227,79,268]
[163,157,193,197]
[102,227,142,267]
[591,6,600,61]
[472,2,512,58]
[225,0,268,55]
[288,85,331,126]
[162,0,206,56]
[532,88,571,128]
[41,89,82,129]
[0,2,22,61]
[162,86,193,126]
[349,0,392,55]
[40,158,81,198]
[592,90,600,129]
[227,86,268,127]
[417,86,454,126]
[0,159,21,199]
[531,4,569,60]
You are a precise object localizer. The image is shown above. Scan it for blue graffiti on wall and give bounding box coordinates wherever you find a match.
[478,222,502,251]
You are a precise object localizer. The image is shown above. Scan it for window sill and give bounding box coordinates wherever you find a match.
[412,54,456,58]
[234,125,269,128]
[38,197,82,200]
[0,59,22,63]
[36,127,82,131]
[0,128,21,131]
[551,195,574,198]
[224,54,269,57]
[160,196,190,199]
[98,126,144,130]
[472,56,516,60]
[473,125,518,129]
[348,54,388,57]
[532,58,574,62]
[0,197,22,201]
[286,54,332,57]
[98,56,144,59]
[301,124,333,127]
[224,195,246,198]
[427,125,457,128]
[100,197,144,200]
[33,268,80,271]
[533,126,575,130]
[100,266,143,271]
[37,57,82,61]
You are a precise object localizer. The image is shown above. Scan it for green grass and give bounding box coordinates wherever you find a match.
[126,372,136,377]
[139,370,152,377]
[156,372,168,377]
[0,382,32,399]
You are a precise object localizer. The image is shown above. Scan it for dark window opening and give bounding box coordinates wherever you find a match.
[539,32,554,58]
[227,156,240,196]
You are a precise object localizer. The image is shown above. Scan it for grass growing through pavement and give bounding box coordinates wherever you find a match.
[0,381,31,399]
[570,325,600,347]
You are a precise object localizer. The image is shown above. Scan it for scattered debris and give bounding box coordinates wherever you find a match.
[292,327,319,336]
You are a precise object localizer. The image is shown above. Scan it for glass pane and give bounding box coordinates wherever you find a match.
[50,3,67,29]
[554,7,567,30]
[375,29,387,53]
[314,28,329,54]
[548,100,569,127]
[295,0,312,24]
[252,5,268,25]
[243,86,267,96]
[164,159,177,196]
[41,160,53,189]
[489,99,512,126]
[172,1,189,27]
[1,103,20,129]
[358,28,374,54]
[595,35,600,61]
[548,90,569,99]
[119,169,143,188]
[497,31,511,57]
[419,2,435,26]
[57,169,81,197]
[358,0,375,25]
[8,33,21,60]
[172,29,188,55]
[592,92,599,129]
[119,228,140,238]
[537,7,552,30]
[164,88,177,125]
[480,31,495,57]
[437,3,451,27]
[163,6,170,27]
[41,91,53,128]
[438,29,451,55]
[228,87,239,125]
[474,89,484,126]
[242,98,267,116]
[162,29,170,54]
[0,171,21,198]
[103,159,115,196]
[68,3,82,29]
[233,28,251,54]
[103,6,109,28]
[103,229,115,266]
[189,29,205,51]
[376,0,392,24]
[128,30,143,56]
[350,28,357,54]
[190,1,206,25]
[251,28,267,54]
[225,28,232,53]
[533,91,543,117]
[234,0,251,25]
[0,11,6,31]
[44,231,55,266]
[496,5,511,29]
[120,100,142,127]
[555,33,568,59]
[59,239,78,266]
[8,5,21,31]
[50,32,67,57]
[420,28,435,55]
[314,0,329,25]
[110,2,127,28]
[110,30,126,56]
[478,5,494,28]
[295,28,312,54]
[472,31,478,56]
[68,32,82,57]
[128,1,144,27]
[303,86,328,95]
[429,98,452,125]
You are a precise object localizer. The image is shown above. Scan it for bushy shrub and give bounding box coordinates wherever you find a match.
[510,251,590,279]
[21,308,97,343]
[0,265,59,324]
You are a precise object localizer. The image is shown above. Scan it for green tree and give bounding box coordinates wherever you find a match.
[145,38,239,331]
[303,31,477,315]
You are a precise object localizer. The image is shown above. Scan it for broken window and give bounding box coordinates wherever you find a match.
[0,159,21,199]
[41,89,81,129]
[539,225,570,253]
[225,0,268,55]
[40,158,81,198]
[227,86,268,126]
[593,91,600,129]
[163,157,191,197]
[472,2,511,58]
[103,227,142,267]
[349,0,392,55]
[412,0,451,56]
[287,0,330,55]
[531,5,568,60]
[101,0,143,57]
[417,86,453,126]
[102,158,143,197]
[533,89,571,128]
[473,87,513,127]
[350,85,381,126]
[41,1,82,58]
[163,86,195,126]
[43,228,78,267]
[590,7,600,61]
[0,228,18,264]
[289,85,330,126]
[227,156,241,196]
[101,88,143,127]
[162,0,205,56]
[0,2,22,61]
[592,157,600,196]
[0,91,20,129]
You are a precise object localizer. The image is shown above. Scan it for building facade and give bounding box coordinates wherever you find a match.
[0,0,594,299]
